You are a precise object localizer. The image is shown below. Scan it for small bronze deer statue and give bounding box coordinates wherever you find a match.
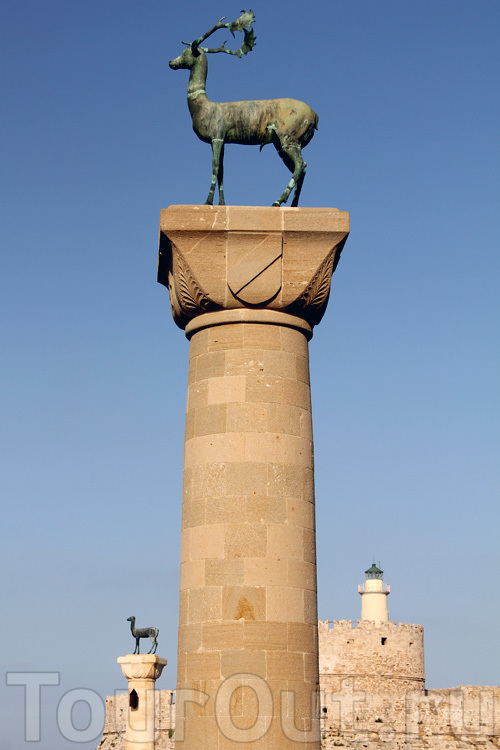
[169,11,318,207]
[127,616,159,655]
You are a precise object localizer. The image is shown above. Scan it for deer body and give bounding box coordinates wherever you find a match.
[189,93,317,149]
[169,14,317,206]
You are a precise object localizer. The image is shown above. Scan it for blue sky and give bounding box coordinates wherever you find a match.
[1,1,499,747]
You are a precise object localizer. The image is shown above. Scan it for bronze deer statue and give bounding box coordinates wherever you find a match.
[127,616,159,655]
[169,11,318,207]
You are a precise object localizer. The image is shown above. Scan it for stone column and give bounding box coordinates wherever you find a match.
[158,205,349,750]
[117,654,167,750]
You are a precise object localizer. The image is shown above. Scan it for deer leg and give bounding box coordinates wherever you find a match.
[217,142,225,206]
[272,141,306,207]
[291,166,306,207]
[205,139,224,206]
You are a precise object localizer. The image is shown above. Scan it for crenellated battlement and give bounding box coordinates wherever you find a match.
[319,619,423,634]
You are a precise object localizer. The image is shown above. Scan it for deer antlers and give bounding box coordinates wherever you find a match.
[186,10,256,58]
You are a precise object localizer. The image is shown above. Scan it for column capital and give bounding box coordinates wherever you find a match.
[158,205,349,330]
[117,654,167,681]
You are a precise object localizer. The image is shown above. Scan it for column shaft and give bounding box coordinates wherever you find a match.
[177,313,319,750]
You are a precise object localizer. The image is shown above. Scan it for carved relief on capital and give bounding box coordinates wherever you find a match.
[158,206,349,330]
[117,655,167,682]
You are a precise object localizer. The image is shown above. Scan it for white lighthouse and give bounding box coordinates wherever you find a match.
[358,562,390,623]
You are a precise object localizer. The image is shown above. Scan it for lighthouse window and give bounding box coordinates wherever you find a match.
[130,689,139,710]
[381,637,387,646]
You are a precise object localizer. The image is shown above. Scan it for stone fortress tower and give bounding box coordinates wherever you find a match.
[319,563,425,698]
[318,564,425,708]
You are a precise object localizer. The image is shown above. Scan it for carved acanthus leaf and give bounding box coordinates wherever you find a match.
[172,250,219,319]
[288,249,336,325]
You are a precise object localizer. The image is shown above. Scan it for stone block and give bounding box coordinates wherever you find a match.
[187,587,222,624]
[287,498,315,529]
[186,652,221,681]
[301,467,315,502]
[206,495,245,525]
[267,463,303,498]
[178,590,189,626]
[220,650,266,678]
[266,586,304,622]
[178,624,202,653]
[180,559,206,589]
[190,463,226,497]
[244,494,287,525]
[288,561,317,591]
[193,403,227,437]
[188,524,225,560]
[226,402,267,433]
[202,621,244,651]
[267,524,305,561]
[303,589,318,625]
[186,380,208,411]
[188,328,209,360]
[194,350,226,381]
[205,558,245,587]
[222,585,266,622]
[266,403,302,436]
[225,463,268,496]
[207,375,246,405]
[244,621,288,651]
[181,496,206,529]
[243,557,288,587]
[295,355,310,386]
[302,527,317,563]
[280,325,309,357]
[208,326,245,351]
[184,434,245,468]
[266,651,304,681]
[242,324,282,351]
[224,523,267,558]
[224,349,266,377]
[287,623,317,654]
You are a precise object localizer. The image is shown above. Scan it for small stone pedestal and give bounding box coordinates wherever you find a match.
[159,205,349,750]
[117,654,167,750]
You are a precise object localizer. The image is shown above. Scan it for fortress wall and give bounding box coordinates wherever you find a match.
[319,685,500,749]
[97,685,500,750]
